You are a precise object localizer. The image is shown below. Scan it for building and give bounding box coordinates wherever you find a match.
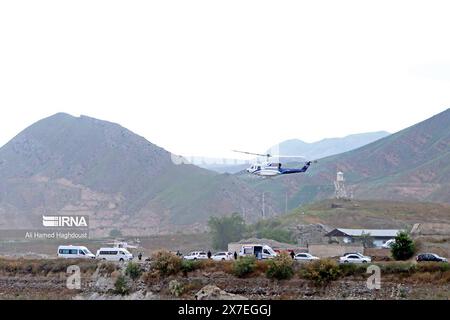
[325,228,401,248]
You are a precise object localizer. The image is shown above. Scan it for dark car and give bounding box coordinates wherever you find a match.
[416,253,448,262]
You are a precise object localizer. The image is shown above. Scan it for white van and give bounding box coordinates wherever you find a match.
[57,245,95,259]
[96,247,133,262]
[239,244,277,260]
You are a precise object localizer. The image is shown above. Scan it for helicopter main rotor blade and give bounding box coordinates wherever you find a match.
[232,150,271,158]
[270,155,307,159]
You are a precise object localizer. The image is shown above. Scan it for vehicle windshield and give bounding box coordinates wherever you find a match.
[83,249,92,255]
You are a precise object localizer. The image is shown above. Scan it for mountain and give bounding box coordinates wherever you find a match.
[183,156,250,174]
[269,131,390,160]
[242,108,450,210]
[0,113,273,236]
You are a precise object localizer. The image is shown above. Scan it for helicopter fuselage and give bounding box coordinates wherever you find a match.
[246,161,312,177]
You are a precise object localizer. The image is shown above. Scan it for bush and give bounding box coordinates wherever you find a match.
[180,260,202,275]
[391,232,415,261]
[338,263,368,277]
[169,280,185,297]
[125,262,142,280]
[114,275,130,295]
[152,251,182,276]
[380,262,417,274]
[233,256,257,278]
[416,262,450,273]
[266,253,294,280]
[299,259,341,286]
[99,262,118,275]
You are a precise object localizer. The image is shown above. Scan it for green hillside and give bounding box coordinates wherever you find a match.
[276,199,450,230]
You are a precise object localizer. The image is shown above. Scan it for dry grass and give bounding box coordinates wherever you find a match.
[0,258,99,276]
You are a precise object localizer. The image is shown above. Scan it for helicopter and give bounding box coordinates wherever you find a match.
[106,239,140,249]
[233,150,317,177]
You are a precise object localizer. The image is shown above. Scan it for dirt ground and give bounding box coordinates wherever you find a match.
[0,259,449,300]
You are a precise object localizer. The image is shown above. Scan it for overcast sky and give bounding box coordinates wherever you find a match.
[1,1,449,159]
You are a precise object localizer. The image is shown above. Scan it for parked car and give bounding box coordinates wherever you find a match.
[184,251,208,260]
[96,247,133,262]
[57,245,95,259]
[343,252,371,260]
[211,252,233,261]
[416,253,448,263]
[382,239,396,249]
[294,253,319,262]
[239,244,278,260]
[339,253,371,264]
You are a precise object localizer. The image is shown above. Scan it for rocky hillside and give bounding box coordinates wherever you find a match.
[0,113,273,236]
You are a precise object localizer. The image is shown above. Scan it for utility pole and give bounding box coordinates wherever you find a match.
[285,192,288,214]
[262,192,265,219]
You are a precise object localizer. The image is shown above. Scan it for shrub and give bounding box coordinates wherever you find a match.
[99,262,118,275]
[232,256,257,278]
[338,263,368,277]
[125,262,142,280]
[416,262,450,273]
[380,262,416,274]
[152,251,182,276]
[391,232,415,261]
[255,260,269,274]
[169,280,185,297]
[299,259,341,286]
[180,260,202,275]
[266,253,294,280]
[114,275,130,295]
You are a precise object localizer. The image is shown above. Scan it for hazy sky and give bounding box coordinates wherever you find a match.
[1,1,449,159]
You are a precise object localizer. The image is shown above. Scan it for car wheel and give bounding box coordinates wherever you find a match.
[222,258,225,261]
[194,258,197,260]
[362,261,367,263]
[119,258,124,262]
[344,260,349,263]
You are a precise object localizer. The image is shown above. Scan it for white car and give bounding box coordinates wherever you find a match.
[212,252,233,261]
[340,253,372,264]
[184,251,208,260]
[343,252,371,259]
[294,253,320,262]
[96,247,133,262]
[58,245,96,259]
[382,239,396,249]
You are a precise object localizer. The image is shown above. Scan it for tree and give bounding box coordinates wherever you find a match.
[208,213,246,250]
[360,232,375,248]
[109,229,122,238]
[249,220,295,244]
[391,231,415,261]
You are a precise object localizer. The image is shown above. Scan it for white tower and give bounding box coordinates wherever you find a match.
[334,171,348,199]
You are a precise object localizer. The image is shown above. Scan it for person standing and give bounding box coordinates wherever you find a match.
[234,251,238,260]
[207,250,212,259]
[290,251,295,260]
